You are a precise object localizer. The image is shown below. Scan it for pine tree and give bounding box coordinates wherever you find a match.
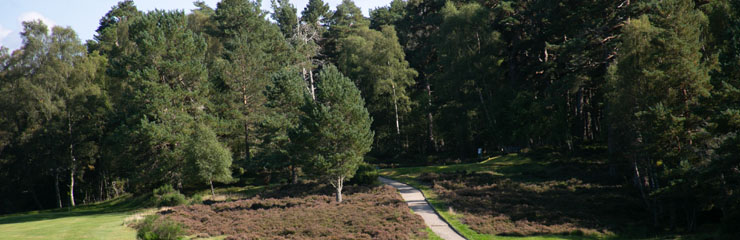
[104,10,211,192]
[369,0,406,30]
[212,0,293,169]
[271,0,298,38]
[607,0,711,227]
[295,65,373,203]
[301,0,331,28]
[262,69,309,184]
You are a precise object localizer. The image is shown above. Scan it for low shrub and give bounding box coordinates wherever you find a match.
[136,215,187,240]
[165,185,427,239]
[348,163,379,186]
[426,171,625,236]
[188,194,203,205]
[153,185,187,207]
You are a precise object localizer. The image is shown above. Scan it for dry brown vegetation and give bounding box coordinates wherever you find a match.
[416,155,646,237]
[158,184,427,239]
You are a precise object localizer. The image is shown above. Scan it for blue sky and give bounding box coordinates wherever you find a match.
[0,0,391,51]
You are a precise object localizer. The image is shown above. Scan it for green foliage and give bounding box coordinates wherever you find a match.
[152,185,186,207]
[184,123,234,189]
[211,0,293,170]
[329,0,369,27]
[607,0,713,229]
[293,65,374,201]
[188,193,203,205]
[335,24,416,154]
[271,0,298,37]
[258,69,310,180]
[136,215,186,240]
[2,0,740,235]
[300,0,330,27]
[101,8,213,193]
[347,163,379,186]
[369,0,406,30]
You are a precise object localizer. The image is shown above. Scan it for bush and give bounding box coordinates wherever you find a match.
[153,185,187,207]
[348,163,379,186]
[136,215,187,240]
[189,194,203,205]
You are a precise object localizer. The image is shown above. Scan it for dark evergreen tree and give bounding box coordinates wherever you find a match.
[262,69,310,184]
[607,0,711,228]
[293,65,373,202]
[271,0,298,38]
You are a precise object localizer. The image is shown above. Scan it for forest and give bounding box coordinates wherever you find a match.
[1,0,739,238]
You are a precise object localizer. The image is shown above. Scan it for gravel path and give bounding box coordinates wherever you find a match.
[379,177,466,240]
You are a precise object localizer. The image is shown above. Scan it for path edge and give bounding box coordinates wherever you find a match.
[378,176,469,240]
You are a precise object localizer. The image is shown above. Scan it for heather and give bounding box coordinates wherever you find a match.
[161,185,427,239]
[381,154,674,239]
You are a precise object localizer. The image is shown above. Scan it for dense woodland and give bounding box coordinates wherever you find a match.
[1,0,739,235]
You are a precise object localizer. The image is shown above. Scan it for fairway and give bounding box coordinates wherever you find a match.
[0,211,135,240]
[0,195,148,240]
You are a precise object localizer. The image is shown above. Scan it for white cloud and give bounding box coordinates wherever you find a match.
[0,24,11,44]
[17,11,56,29]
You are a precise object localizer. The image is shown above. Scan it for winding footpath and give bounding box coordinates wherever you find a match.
[379,177,466,240]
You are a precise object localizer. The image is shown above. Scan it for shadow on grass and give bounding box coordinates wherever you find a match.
[0,194,150,225]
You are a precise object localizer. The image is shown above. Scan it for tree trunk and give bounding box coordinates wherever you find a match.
[392,84,401,148]
[335,176,344,203]
[68,115,76,207]
[477,87,493,130]
[302,67,317,101]
[69,167,75,207]
[55,171,62,208]
[425,82,437,152]
[99,173,105,202]
[243,91,251,163]
[210,179,215,197]
[244,119,251,162]
[291,164,299,185]
[392,84,400,135]
[309,69,316,101]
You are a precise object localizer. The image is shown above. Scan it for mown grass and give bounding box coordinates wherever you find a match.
[0,185,272,240]
[0,195,148,240]
[379,154,660,240]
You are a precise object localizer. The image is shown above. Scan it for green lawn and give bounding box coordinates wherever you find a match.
[0,195,147,240]
[0,184,273,240]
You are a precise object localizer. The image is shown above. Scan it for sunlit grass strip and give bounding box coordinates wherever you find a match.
[0,195,145,240]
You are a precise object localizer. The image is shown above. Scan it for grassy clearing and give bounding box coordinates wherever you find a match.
[379,154,644,240]
[0,185,272,240]
[0,195,149,240]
